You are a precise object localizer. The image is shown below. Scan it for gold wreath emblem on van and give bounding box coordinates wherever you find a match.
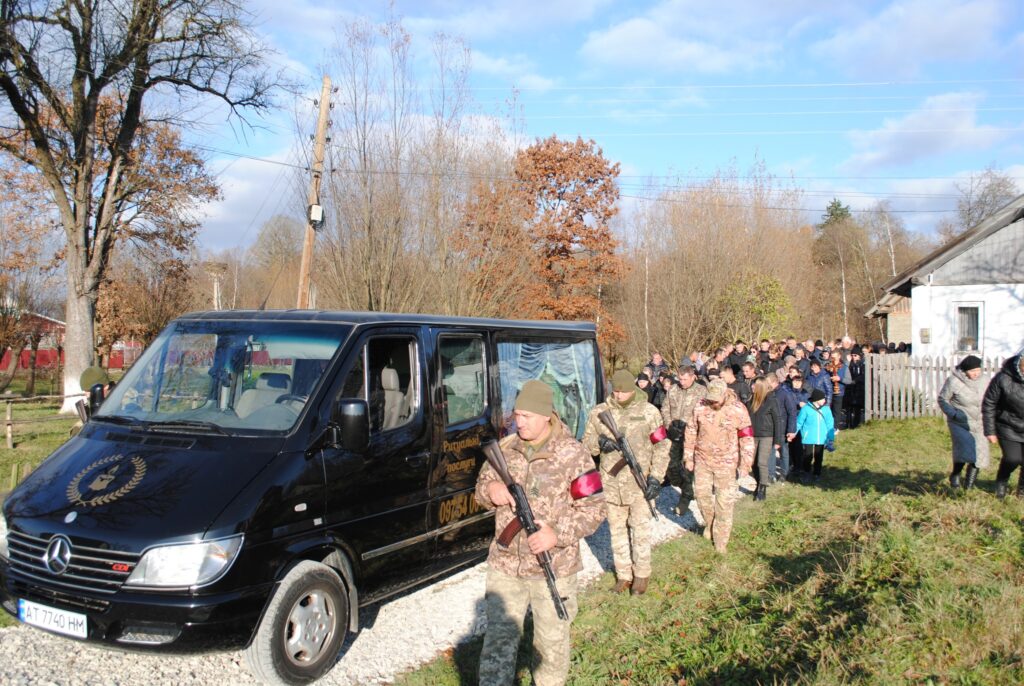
[66,454,147,507]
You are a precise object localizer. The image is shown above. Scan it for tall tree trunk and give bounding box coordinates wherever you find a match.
[838,247,849,337]
[61,278,97,413]
[643,251,650,354]
[883,215,897,277]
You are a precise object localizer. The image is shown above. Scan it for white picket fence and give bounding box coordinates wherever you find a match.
[864,354,1004,421]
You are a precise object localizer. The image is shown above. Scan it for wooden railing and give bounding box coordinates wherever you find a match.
[864,354,1004,421]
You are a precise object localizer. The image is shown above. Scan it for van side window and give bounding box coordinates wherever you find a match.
[439,337,486,426]
[339,337,419,433]
[496,339,598,440]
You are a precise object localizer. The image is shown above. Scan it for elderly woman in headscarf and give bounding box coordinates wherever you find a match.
[937,355,989,489]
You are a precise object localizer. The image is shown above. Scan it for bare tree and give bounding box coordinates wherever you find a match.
[0,0,279,410]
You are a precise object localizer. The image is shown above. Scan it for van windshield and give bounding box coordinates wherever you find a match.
[96,320,349,434]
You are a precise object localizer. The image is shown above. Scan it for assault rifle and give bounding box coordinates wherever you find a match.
[597,410,659,520]
[481,440,569,621]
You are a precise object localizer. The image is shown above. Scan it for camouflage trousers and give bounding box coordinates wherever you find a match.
[606,490,653,581]
[479,567,580,686]
[667,439,694,511]
[693,463,740,553]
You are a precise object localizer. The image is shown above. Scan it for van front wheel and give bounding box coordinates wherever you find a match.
[245,560,349,685]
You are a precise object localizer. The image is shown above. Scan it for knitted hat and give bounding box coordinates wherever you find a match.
[809,388,826,403]
[958,355,982,372]
[514,380,554,416]
[612,369,637,393]
[80,366,110,391]
[706,378,728,402]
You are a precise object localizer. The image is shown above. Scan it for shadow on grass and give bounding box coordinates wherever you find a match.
[430,595,536,686]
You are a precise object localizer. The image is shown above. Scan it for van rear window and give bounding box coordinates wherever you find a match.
[496,338,598,439]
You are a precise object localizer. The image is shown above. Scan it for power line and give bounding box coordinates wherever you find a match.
[493,94,1024,106]
[619,193,954,214]
[525,107,1024,121]
[550,127,1024,138]
[468,78,1024,92]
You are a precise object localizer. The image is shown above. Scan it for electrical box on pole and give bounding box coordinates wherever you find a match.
[296,75,331,309]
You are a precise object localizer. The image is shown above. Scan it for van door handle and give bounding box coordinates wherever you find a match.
[405,451,430,468]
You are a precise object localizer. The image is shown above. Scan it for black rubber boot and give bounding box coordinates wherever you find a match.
[995,480,1008,499]
[949,473,962,489]
[964,465,979,490]
[755,484,767,501]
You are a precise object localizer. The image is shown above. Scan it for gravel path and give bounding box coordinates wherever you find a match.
[0,488,705,685]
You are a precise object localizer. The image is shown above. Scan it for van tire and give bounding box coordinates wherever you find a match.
[245,560,349,685]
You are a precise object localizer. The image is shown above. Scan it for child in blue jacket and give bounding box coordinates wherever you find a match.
[795,387,835,481]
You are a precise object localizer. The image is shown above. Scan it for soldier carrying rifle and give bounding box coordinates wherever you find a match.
[583,369,670,595]
[475,380,606,686]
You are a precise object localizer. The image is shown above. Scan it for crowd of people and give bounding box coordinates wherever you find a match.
[470,336,1019,686]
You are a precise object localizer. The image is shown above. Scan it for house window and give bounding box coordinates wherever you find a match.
[956,306,980,352]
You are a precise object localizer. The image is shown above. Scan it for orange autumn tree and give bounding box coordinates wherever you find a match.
[513,135,626,349]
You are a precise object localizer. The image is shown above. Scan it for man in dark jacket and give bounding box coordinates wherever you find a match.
[983,354,1024,498]
[722,364,752,411]
[777,373,809,480]
[727,341,750,370]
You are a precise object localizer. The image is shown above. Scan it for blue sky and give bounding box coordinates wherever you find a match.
[195,0,1024,250]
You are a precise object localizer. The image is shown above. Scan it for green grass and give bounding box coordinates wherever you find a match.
[397,417,1024,686]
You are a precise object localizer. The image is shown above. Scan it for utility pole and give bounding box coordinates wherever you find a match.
[296,75,332,309]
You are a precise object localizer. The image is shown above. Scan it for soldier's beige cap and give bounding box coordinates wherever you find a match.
[514,379,554,416]
[611,369,636,393]
[706,378,727,402]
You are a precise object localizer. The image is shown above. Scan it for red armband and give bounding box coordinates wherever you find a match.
[737,426,754,438]
[570,469,603,499]
[650,425,668,444]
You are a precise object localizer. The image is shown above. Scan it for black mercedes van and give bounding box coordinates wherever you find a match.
[0,311,603,684]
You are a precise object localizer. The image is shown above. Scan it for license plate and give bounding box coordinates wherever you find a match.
[18,599,88,639]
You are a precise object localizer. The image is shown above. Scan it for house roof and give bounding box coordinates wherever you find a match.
[878,192,1024,298]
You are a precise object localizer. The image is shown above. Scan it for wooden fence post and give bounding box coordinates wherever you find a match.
[5,400,11,450]
[8,463,16,491]
[864,353,873,422]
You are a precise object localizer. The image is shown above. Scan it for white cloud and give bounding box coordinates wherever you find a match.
[810,0,1006,77]
[578,0,823,74]
[198,148,306,251]
[471,51,556,92]
[843,92,1012,170]
[405,0,612,41]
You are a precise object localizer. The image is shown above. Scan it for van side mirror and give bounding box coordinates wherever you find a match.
[332,399,369,453]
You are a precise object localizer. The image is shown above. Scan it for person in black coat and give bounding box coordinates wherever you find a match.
[983,354,1024,498]
[722,364,752,411]
[845,348,865,428]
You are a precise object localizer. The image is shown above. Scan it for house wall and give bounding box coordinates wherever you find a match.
[911,282,1024,358]
[886,311,912,345]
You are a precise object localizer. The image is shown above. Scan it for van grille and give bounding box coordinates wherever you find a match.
[7,531,138,596]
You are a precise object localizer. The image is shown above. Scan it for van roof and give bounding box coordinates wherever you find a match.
[176,309,597,333]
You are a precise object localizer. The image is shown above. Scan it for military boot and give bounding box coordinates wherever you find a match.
[964,466,979,490]
[949,473,962,489]
[995,480,1008,499]
[630,577,649,596]
[612,578,632,594]
[755,484,767,501]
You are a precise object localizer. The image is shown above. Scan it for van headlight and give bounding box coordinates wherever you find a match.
[125,536,243,588]
[0,513,8,561]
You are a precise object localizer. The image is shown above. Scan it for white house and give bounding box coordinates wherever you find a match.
[867,194,1024,359]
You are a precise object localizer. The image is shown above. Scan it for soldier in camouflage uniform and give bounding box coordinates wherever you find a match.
[475,380,606,686]
[683,378,755,553]
[661,365,708,514]
[582,369,670,595]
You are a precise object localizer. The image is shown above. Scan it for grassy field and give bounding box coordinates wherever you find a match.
[398,417,1024,686]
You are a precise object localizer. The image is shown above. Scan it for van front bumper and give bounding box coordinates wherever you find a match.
[0,561,273,653]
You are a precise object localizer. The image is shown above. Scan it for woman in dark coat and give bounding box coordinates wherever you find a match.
[983,354,1024,498]
[938,355,989,489]
[749,376,784,500]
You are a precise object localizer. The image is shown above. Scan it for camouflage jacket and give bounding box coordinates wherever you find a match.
[582,392,670,505]
[683,395,755,474]
[661,382,709,428]
[475,417,606,579]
